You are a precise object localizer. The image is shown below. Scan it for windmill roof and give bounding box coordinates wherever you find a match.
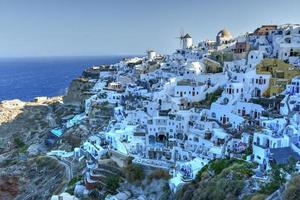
[183,33,192,39]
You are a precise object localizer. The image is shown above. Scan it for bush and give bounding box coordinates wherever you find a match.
[210,158,237,175]
[177,158,255,200]
[283,173,300,200]
[231,162,254,177]
[148,169,170,182]
[256,165,285,196]
[259,181,281,195]
[105,175,120,193]
[18,144,29,153]
[250,194,268,200]
[68,176,82,187]
[13,137,25,147]
[124,164,145,183]
[198,88,223,107]
[195,165,209,181]
[282,157,297,174]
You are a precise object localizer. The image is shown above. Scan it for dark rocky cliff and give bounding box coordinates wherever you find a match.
[63,77,96,110]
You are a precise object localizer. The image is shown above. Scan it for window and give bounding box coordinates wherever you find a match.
[212,112,216,118]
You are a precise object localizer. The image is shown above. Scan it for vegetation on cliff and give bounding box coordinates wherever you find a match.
[283,173,300,200]
[176,158,255,200]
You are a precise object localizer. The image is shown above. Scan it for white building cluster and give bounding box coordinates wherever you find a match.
[53,24,300,196]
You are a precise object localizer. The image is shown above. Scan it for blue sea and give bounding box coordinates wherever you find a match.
[0,56,129,101]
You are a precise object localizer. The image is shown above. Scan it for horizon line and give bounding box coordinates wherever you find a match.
[0,54,146,59]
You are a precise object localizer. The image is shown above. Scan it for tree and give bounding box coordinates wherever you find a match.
[259,165,286,195]
[124,164,145,183]
[283,157,297,174]
[13,137,25,147]
[105,175,120,193]
[283,174,300,200]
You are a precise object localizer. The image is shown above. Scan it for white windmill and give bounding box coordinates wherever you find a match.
[146,49,156,60]
[176,29,193,49]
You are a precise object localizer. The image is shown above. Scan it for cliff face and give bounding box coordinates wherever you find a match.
[0,97,61,150]
[63,77,96,110]
[87,101,114,132]
[0,156,68,200]
[0,97,78,200]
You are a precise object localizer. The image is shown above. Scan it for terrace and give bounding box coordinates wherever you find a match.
[177,79,205,87]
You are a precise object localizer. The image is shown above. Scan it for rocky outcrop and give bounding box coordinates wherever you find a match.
[0,156,68,200]
[63,78,96,110]
[87,101,114,132]
[0,97,62,151]
[0,176,19,200]
[0,97,78,200]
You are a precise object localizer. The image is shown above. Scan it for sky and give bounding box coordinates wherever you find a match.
[0,0,300,57]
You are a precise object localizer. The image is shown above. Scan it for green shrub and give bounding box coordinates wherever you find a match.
[283,174,300,200]
[210,158,235,175]
[197,88,223,107]
[259,181,281,195]
[68,176,82,187]
[105,175,120,193]
[256,165,285,196]
[13,137,25,147]
[124,164,145,183]
[177,158,256,200]
[195,165,209,181]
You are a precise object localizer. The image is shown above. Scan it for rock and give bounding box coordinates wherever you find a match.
[63,78,96,110]
[0,175,19,200]
[27,143,47,156]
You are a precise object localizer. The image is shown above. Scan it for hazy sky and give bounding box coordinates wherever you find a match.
[1,0,300,57]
